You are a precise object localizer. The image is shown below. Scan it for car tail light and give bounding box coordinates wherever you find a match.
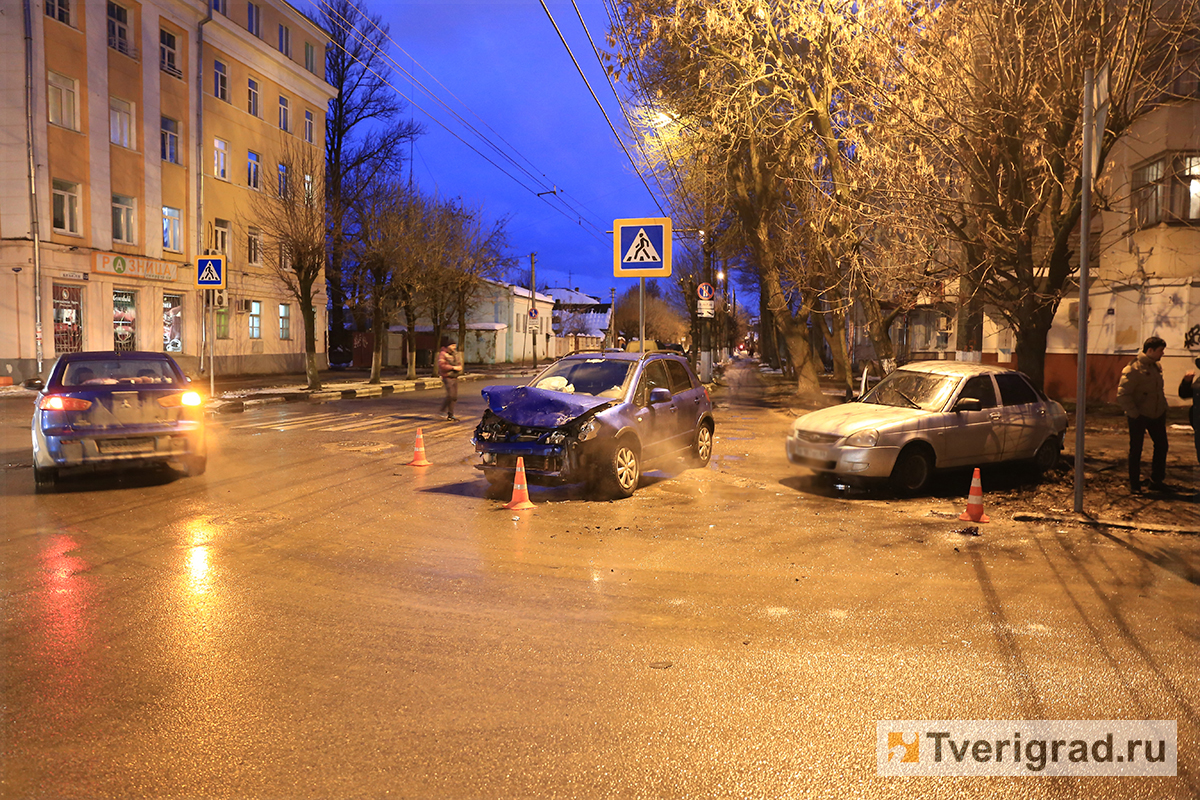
[158,391,204,408]
[38,395,92,411]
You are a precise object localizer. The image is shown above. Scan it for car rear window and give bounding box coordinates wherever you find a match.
[663,359,695,394]
[996,372,1040,406]
[61,359,181,387]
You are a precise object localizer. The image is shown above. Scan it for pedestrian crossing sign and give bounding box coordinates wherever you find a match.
[196,256,225,288]
[614,217,671,277]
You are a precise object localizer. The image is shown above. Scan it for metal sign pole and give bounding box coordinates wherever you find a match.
[639,277,645,352]
[1074,68,1093,514]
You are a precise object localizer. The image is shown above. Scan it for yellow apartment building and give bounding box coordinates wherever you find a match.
[1,0,337,383]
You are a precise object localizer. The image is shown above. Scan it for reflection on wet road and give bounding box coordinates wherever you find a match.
[2,367,1199,798]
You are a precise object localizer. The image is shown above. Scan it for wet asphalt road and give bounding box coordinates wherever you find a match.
[2,362,1199,798]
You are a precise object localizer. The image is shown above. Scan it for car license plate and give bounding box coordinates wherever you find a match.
[99,438,154,454]
[797,445,826,461]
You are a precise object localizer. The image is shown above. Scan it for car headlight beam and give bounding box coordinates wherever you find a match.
[845,428,879,447]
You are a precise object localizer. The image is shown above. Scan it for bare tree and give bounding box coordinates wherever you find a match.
[248,141,326,389]
[880,0,1198,389]
[322,0,422,359]
[609,0,927,395]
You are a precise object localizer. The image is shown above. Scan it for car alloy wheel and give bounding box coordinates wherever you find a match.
[692,423,713,467]
[606,440,641,499]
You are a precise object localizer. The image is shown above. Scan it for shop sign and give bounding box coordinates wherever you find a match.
[92,252,178,281]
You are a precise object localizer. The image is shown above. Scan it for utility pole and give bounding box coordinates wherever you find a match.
[530,252,537,370]
[609,288,616,349]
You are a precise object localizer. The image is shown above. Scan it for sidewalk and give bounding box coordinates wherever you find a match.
[0,364,539,416]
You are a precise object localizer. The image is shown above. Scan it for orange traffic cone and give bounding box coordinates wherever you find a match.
[406,428,432,466]
[959,467,990,523]
[504,457,536,510]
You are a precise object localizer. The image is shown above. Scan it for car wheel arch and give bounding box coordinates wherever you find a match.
[889,440,937,494]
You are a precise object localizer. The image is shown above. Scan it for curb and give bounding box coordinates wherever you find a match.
[202,371,516,417]
[1012,511,1200,536]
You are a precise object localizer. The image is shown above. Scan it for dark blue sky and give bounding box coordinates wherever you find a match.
[371,1,664,301]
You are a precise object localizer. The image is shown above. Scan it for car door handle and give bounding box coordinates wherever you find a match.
[989,412,1002,421]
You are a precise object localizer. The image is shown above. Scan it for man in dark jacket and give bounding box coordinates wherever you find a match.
[1180,356,1200,466]
[1116,336,1171,493]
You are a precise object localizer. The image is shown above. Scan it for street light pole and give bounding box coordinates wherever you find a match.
[530,251,537,370]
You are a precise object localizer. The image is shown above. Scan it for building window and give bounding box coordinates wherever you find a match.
[215,307,230,339]
[52,180,80,235]
[161,117,180,163]
[162,206,182,251]
[112,194,135,243]
[212,0,227,15]
[45,0,72,25]
[1170,155,1200,222]
[213,219,230,254]
[305,42,315,72]
[304,110,314,143]
[304,174,314,205]
[278,303,291,339]
[160,29,181,77]
[277,163,288,197]
[247,2,261,36]
[278,24,291,57]
[247,150,261,188]
[278,95,290,132]
[48,72,78,130]
[110,97,133,147]
[249,301,262,339]
[1133,155,1200,228]
[163,293,182,352]
[248,227,262,264]
[214,60,228,101]
[247,78,259,116]
[113,289,137,351]
[214,138,228,179]
[53,284,84,353]
[107,2,131,56]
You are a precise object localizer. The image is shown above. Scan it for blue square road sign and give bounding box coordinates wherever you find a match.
[614,218,671,278]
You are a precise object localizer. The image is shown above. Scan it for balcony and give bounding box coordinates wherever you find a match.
[107,35,139,60]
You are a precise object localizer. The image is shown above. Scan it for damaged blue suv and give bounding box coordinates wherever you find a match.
[473,350,715,498]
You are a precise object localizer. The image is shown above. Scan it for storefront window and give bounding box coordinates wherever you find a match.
[163,293,182,352]
[53,284,83,353]
[114,289,136,351]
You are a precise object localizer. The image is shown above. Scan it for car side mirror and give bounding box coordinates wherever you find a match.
[954,397,982,412]
[649,387,672,405]
[22,378,44,390]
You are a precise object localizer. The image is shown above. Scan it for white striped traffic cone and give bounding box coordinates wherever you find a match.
[959,467,990,523]
[406,428,432,466]
[504,457,536,510]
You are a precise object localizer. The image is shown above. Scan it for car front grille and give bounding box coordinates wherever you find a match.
[792,430,841,445]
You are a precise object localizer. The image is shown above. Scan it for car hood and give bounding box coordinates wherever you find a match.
[482,385,615,428]
[793,402,929,435]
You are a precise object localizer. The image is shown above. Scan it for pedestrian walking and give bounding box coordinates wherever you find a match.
[1116,335,1174,493]
[437,339,463,422]
[1179,356,1200,467]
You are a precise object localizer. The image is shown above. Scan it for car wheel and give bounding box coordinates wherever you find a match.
[889,445,934,494]
[33,464,56,494]
[184,455,207,477]
[601,439,641,499]
[1032,438,1059,475]
[691,422,713,467]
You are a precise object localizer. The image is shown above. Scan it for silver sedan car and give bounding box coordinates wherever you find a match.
[786,361,1068,493]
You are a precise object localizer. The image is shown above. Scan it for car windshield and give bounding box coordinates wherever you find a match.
[861,370,958,411]
[60,359,181,387]
[529,359,633,398]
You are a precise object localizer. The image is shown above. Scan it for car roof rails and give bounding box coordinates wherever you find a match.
[563,347,626,357]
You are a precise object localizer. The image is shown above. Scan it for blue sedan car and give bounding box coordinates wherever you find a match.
[473,350,715,498]
[28,351,206,492]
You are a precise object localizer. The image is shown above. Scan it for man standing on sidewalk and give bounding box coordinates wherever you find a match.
[1117,335,1172,493]
[437,339,463,422]
[1180,356,1200,467]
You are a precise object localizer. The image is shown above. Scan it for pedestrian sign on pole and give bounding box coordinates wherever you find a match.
[614,217,671,277]
[196,256,225,288]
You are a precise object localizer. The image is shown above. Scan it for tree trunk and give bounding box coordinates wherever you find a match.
[369,291,384,384]
[853,280,897,375]
[1014,306,1054,393]
[403,301,417,381]
[299,282,321,391]
[761,265,821,399]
